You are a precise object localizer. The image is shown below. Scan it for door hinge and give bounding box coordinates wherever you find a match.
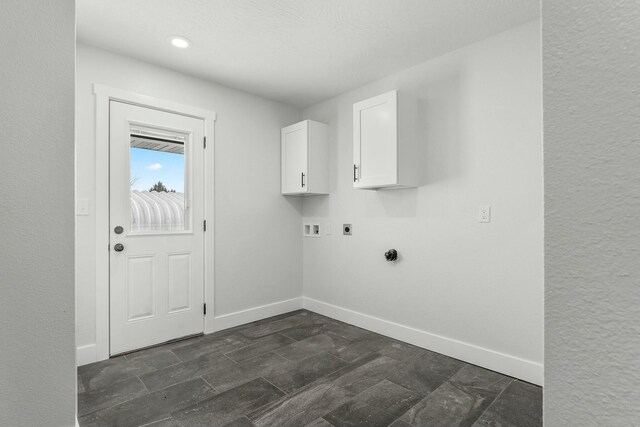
[204,136,207,149]
[204,220,207,231]
[203,303,207,315]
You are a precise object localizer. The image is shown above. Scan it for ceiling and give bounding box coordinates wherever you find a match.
[77,0,539,107]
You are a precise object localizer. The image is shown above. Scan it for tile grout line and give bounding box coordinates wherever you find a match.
[221,352,239,364]
[330,352,353,364]
[223,335,298,363]
[268,350,296,364]
[246,381,314,427]
[169,348,189,363]
[442,363,469,386]
[342,376,425,424]
[323,359,462,426]
[322,355,358,378]
[320,416,336,427]
[260,375,289,396]
[199,375,218,394]
[78,378,150,419]
[136,349,237,390]
[468,377,515,425]
[272,350,297,363]
[325,330,357,343]
[147,370,228,393]
[223,333,289,357]
[139,417,172,427]
[137,374,151,394]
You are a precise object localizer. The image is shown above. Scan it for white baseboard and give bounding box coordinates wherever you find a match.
[76,343,97,367]
[77,296,542,385]
[75,298,304,366]
[303,297,543,386]
[214,297,304,332]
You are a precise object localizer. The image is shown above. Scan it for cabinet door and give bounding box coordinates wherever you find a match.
[353,90,397,188]
[282,121,308,194]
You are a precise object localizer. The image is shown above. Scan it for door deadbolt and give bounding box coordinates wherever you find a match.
[114,226,124,234]
[113,243,125,252]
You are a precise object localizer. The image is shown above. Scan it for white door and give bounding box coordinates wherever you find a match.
[281,121,308,194]
[353,90,398,188]
[109,101,205,355]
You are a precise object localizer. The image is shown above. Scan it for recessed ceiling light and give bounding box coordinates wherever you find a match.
[169,36,191,48]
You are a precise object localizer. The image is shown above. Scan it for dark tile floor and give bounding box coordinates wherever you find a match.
[78,310,542,427]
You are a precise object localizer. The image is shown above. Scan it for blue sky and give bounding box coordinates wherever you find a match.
[130,148,184,192]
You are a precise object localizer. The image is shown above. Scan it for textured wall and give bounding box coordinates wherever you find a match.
[76,45,302,358]
[543,1,640,425]
[0,1,76,425]
[302,22,543,383]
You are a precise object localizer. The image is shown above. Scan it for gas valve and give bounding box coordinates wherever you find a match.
[384,249,398,261]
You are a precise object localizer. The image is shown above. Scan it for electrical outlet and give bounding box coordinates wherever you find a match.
[478,206,491,223]
[343,224,352,235]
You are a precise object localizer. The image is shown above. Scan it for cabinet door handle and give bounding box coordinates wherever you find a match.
[353,164,358,182]
[301,172,305,188]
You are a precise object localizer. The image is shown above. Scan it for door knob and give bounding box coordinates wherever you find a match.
[114,243,125,252]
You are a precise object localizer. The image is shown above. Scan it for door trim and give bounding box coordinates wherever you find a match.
[93,84,216,362]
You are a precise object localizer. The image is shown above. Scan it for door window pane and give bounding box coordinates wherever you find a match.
[129,127,188,233]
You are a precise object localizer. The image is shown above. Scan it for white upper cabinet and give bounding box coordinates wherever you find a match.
[281,120,329,195]
[353,90,419,190]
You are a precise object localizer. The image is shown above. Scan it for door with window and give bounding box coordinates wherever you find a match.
[109,101,205,355]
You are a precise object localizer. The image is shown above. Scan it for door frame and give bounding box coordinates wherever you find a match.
[93,84,216,361]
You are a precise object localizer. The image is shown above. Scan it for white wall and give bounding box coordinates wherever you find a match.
[543,1,640,425]
[76,44,302,361]
[301,21,543,384]
[0,1,76,425]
